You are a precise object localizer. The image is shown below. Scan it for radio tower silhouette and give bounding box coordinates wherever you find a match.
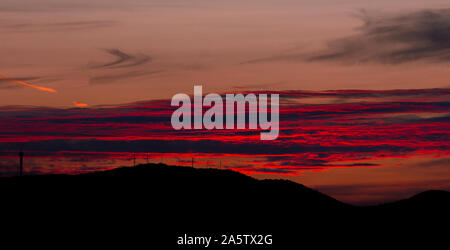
[19,150,24,177]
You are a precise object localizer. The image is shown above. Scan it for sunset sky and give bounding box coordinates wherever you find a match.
[1,0,449,205]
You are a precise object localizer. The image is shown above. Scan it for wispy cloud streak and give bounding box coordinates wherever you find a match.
[0,74,57,93]
[244,8,450,65]
[92,49,151,69]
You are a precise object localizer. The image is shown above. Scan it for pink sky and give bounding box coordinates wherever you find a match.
[1,0,450,107]
[0,0,449,204]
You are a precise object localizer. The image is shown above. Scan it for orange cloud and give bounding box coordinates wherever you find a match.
[0,74,57,93]
[73,101,88,107]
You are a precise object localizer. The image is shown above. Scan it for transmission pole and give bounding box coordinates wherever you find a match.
[19,150,24,177]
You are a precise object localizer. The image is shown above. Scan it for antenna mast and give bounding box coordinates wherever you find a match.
[19,150,24,176]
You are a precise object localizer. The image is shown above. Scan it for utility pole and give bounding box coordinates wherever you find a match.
[19,150,24,176]
[192,157,194,168]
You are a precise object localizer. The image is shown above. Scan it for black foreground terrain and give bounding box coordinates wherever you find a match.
[1,164,449,249]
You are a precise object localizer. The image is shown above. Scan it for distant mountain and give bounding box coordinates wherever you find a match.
[377,190,450,209]
[1,164,448,249]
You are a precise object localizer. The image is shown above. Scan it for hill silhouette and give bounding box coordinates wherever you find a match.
[2,163,449,249]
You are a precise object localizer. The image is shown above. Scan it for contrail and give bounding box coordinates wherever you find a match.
[0,74,57,93]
